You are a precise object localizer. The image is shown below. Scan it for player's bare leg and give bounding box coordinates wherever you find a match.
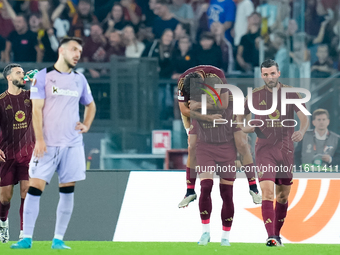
[197,172,214,245]
[274,184,291,246]
[220,178,234,246]
[0,185,13,243]
[234,131,261,204]
[19,180,29,240]
[51,182,75,250]
[178,134,197,208]
[259,180,278,246]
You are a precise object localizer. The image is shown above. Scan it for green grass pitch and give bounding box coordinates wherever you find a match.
[1,242,339,255]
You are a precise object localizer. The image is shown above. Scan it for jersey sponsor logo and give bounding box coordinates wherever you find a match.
[15,110,25,122]
[52,86,79,97]
[259,100,267,106]
[5,104,12,110]
[246,179,340,242]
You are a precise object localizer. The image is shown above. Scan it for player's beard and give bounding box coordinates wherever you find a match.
[265,79,279,90]
[12,79,25,88]
[64,58,76,69]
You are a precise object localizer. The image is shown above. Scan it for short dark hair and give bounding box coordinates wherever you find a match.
[183,72,203,99]
[261,59,279,71]
[59,37,83,48]
[312,109,329,120]
[200,31,214,41]
[2,63,22,81]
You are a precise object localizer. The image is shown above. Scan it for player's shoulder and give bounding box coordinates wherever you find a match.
[281,84,303,98]
[0,91,8,101]
[252,85,266,94]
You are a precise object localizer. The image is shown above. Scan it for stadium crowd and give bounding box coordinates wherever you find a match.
[0,0,339,78]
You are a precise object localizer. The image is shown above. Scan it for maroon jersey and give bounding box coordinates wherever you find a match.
[244,83,303,151]
[177,65,227,103]
[0,90,35,160]
[196,109,234,144]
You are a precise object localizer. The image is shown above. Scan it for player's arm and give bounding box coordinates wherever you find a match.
[32,99,47,158]
[291,111,309,142]
[236,113,254,133]
[76,101,96,133]
[4,41,11,63]
[178,102,222,122]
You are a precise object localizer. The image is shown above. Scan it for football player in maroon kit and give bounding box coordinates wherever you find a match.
[0,64,35,243]
[237,59,309,246]
[177,65,261,208]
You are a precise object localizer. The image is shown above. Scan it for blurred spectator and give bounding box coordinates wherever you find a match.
[143,0,158,27]
[169,0,194,24]
[256,0,278,30]
[143,28,174,78]
[233,0,254,47]
[83,23,107,78]
[152,0,179,39]
[192,0,210,42]
[103,2,131,34]
[51,0,72,39]
[105,30,126,60]
[174,22,190,42]
[38,1,59,62]
[4,15,42,62]
[123,25,145,57]
[295,109,340,167]
[0,35,5,61]
[207,0,236,45]
[195,31,223,68]
[272,31,289,77]
[305,0,324,37]
[69,0,98,38]
[0,0,15,38]
[236,12,261,72]
[171,35,196,79]
[311,44,336,78]
[121,0,142,26]
[137,24,154,44]
[211,22,234,73]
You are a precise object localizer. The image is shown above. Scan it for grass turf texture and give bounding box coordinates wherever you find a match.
[1,242,339,255]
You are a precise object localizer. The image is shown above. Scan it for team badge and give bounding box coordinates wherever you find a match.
[15,111,25,122]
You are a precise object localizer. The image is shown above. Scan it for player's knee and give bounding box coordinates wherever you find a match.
[276,192,288,204]
[261,189,274,201]
[27,186,43,196]
[59,186,75,194]
[0,189,12,203]
[20,187,28,199]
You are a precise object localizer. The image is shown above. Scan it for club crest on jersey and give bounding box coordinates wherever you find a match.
[15,110,25,122]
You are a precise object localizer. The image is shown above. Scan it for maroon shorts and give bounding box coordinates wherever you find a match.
[196,141,237,181]
[0,156,30,187]
[255,140,293,185]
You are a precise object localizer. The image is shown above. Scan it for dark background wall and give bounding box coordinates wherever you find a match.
[8,171,130,241]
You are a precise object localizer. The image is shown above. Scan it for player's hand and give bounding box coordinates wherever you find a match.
[322,154,331,163]
[189,100,201,111]
[241,126,255,133]
[205,114,222,122]
[0,149,6,162]
[75,122,89,134]
[25,70,35,82]
[291,130,303,142]
[34,140,47,158]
